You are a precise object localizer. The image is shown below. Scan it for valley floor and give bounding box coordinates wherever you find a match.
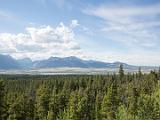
[0,67,155,75]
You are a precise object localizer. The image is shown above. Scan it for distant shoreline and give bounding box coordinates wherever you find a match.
[0,67,157,75]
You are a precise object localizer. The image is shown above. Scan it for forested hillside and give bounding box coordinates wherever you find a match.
[1,66,160,120]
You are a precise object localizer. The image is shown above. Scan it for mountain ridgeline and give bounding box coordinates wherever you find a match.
[0,54,21,70]
[0,54,135,70]
[0,54,148,70]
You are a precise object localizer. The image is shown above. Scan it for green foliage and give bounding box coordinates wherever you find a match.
[119,64,124,83]
[35,84,50,120]
[101,82,119,120]
[117,105,134,120]
[0,80,5,120]
[137,94,160,120]
[7,95,33,120]
[0,70,160,120]
[64,90,89,120]
[129,88,139,118]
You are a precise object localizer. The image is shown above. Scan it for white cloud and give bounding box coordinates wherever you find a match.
[70,19,79,28]
[0,20,83,60]
[84,3,160,48]
[85,49,160,66]
[84,4,160,23]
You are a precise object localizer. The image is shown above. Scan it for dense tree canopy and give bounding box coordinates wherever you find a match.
[1,66,160,120]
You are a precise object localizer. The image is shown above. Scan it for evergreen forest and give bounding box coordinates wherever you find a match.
[1,66,160,120]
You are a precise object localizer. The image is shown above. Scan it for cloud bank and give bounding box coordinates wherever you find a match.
[84,3,160,48]
[0,20,83,60]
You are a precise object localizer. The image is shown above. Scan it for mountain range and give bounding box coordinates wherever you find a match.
[0,54,155,70]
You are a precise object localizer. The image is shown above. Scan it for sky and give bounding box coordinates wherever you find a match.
[0,0,160,66]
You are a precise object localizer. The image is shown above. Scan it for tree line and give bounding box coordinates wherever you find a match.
[0,66,160,120]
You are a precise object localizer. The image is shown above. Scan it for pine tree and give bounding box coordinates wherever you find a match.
[119,64,124,83]
[158,67,160,80]
[138,67,142,80]
[77,95,88,119]
[0,80,5,120]
[65,92,78,120]
[117,105,134,120]
[47,91,59,120]
[26,96,35,120]
[137,95,160,120]
[101,82,119,120]
[7,95,29,120]
[65,90,89,120]
[95,93,103,120]
[129,88,139,119]
[35,84,50,120]
[48,90,68,120]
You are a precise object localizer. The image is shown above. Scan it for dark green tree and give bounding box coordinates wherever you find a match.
[129,88,139,119]
[138,67,142,80]
[95,93,103,120]
[48,90,69,120]
[7,95,31,120]
[101,82,119,120]
[158,67,160,80]
[35,84,50,120]
[119,64,124,83]
[137,95,160,120]
[0,80,5,120]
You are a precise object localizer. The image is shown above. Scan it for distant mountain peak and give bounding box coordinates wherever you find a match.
[0,54,139,70]
[0,54,21,70]
[48,56,81,61]
[18,57,32,62]
[64,56,82,60]
[66,56,79,59]
[113,61,124,64]
[48,57,60,61]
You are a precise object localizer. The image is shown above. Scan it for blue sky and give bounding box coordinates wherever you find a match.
[0,0,160,66]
